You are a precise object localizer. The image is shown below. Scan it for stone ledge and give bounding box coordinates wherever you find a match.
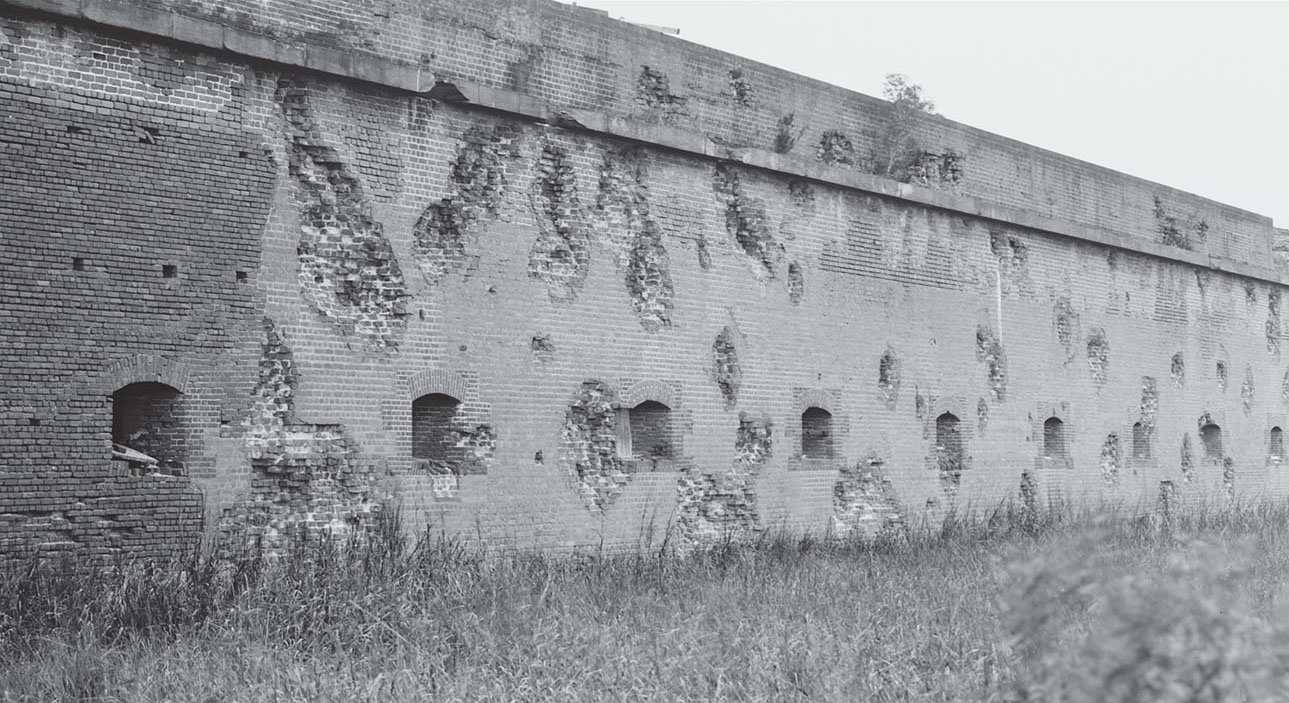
[3,0,1284,285]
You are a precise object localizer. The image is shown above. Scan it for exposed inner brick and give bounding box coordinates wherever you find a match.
[712,326,742,407]
[975,326,1007,401]
[1086,328,1109,387]
[832,454,904,539]
[413,123,520,283]
[1099,433,1121,486]
[677,411,771,546]
[713,164,779,275]
[528,143,591,301]
[560,381,626,513]
[279,77,409,347]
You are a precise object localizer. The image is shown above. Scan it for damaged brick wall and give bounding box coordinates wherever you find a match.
[711,326,742,408]
[636,65,687,120]
[1086,327,1110,388]
[221,319,384,554]
[559,381,628,514]
[278,77,409,347]
[528,143,591,301]
[596,148,675,329]
[676,412,771,546]
[878,348,902,408]
[413,123,520,283]
[975,326,1007,401]
[1099,433,1121,487]
[713,164,781,275]
[1268,291,1282,357]
[832,454,904,539]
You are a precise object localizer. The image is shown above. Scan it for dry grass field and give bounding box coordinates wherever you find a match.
[1,502,1285,702]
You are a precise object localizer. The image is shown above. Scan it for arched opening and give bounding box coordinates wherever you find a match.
[1200,423,1223,462]
[1132,421,1152,461]
[628,400,674,460]
[1270,427,1284,463]
[801,407,834,459]
[412,393,462,468]
[935,412,963,476]
[1043,417,1067,460]
[111,382,185,472]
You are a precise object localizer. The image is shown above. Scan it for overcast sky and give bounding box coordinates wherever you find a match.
[565,1,1289,228]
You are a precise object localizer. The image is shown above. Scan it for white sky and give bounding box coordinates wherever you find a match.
[564,1,1289,228]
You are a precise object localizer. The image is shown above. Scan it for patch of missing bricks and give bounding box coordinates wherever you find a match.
[977,398,990,433]
[1180,433,1194,484]
[560,381,627,514]
[531,333,556,361]
[1268,290,1282,357]
[907,149,964,191]
[626,219,674,331]
[676,411,771,547]
[528,143,591,301]
[1216,361,1228,391]
[877,348,901,408]
[1140,376,1159,431]
[1282,370,1288,405]
[832,453,904,540]
[1054,297,1078,363]
[1222,457,1236,500]
[1241,366,1255,416]
[636,66,687,119]
[975,326,1007,401]
[220,318,384,556]
[787,262,804,304]
[713,164,781,276]
[816,129,856,167]
[412,123,520,283]
[594,147,674,329]
[712,326,742,408]
[1099,433,1121,487]
[1019,470,1039,517]
[1152,195,1208,251]
[277,77,409,347]
[1171,352,1185,387]
[989,230,1030,292]
[1086,327,1110,388]
[728,67,754,107]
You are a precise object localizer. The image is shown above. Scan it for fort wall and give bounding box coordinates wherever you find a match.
[1,0,1285,558]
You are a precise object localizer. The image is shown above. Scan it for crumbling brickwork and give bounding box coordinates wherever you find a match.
[832,454,904,539]
[2,0,1286,558]
[677,412,771,546]
[278,78,410,347]
[528,142,591,301]
[222,319,384,554]
[413,123,520,283]
[559,381,628,514]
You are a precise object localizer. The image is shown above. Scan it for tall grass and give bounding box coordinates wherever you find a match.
[1,502,1285,702]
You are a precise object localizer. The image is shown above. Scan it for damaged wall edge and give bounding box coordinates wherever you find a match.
[5,0,1284,287]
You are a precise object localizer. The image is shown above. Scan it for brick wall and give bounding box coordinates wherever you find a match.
[1,0,1285,559]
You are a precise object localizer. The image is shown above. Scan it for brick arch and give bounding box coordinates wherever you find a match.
[798,388,834,413]
[99,355,192,394]
[619,379,676,408]
[408,369,471,403]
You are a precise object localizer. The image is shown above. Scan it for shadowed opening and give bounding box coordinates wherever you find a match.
[801,407,834,459]
[413,393,461,463]
[112,382,185,471]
